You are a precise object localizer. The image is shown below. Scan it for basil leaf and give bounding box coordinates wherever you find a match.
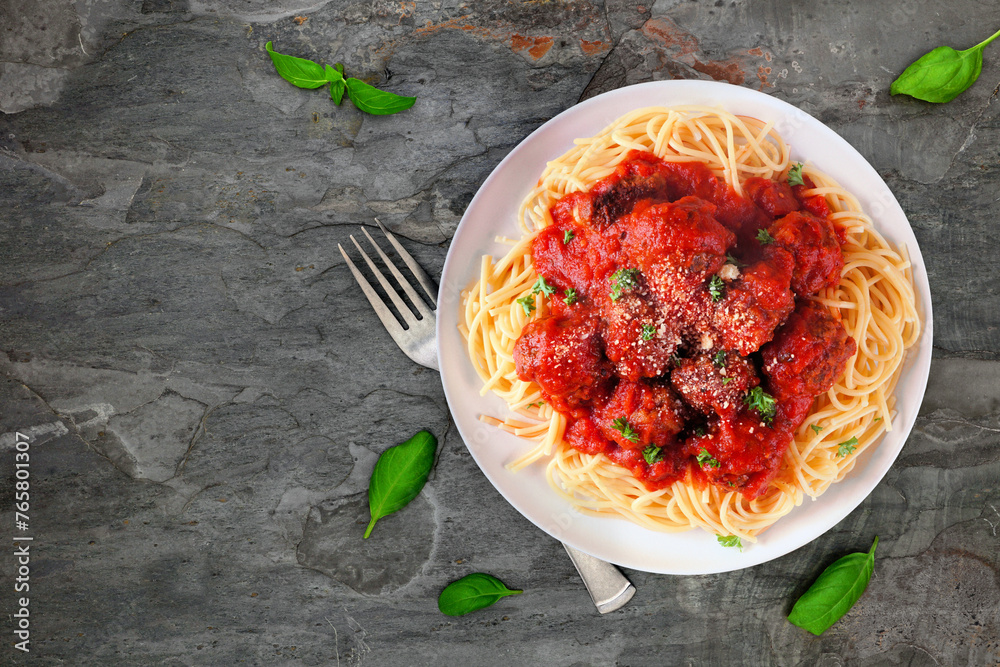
[265,41,329,89]
[438,573,522,617]
[891,28,1000,103]
[345,77,416,115]
[788,536,879,635]
[325,63,344,83]
[364,430,437,538]
[326,64,345,105]
[330,80,346,104]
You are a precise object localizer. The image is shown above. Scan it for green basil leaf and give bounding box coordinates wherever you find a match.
[330,80,346,105]
[345,77,416,115]
[438,573,522,616]
[324,63,344,84]
[326,64,346,105]
[788,536,879,635]
[891,28,1000,103]
[364,430,437,538]
[265,41,329,89]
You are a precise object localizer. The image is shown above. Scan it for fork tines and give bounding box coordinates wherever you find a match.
[338,219,437,336]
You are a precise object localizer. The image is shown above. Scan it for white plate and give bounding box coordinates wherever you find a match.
[436,80,933,575]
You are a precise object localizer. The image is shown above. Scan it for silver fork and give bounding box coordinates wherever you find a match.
[338,218,636,614]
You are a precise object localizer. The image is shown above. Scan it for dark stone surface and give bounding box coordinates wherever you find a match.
[1,0,999,664]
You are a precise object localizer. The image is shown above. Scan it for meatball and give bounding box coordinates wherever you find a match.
[594,379,688,449]
[743,176,801,218]
[711,246,796,355]
[622,196,734,275]
[670,351,759,418]
[768,210,844,295]
[514,312,612,413]
[761,301,857,399]
[601,289,681,381]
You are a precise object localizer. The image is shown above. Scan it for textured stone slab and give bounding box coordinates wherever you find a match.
[1,0,999,665]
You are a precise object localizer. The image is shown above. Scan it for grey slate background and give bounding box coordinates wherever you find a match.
[1,0,999,664]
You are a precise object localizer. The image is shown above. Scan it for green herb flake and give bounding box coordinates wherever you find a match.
[609,268,640,301]
[787,162,805,186]
[612,417,640,444]
[642,445,664,465]
[744,386,777,424]
[438,573,522,617]
[725,253,746,268]
[516,295,535,317]
[837,437,859,457]
[696,447,720,469]
[891,28,1000,103]
[641,323,655,341]
[365,430,437,538]
[788,537,879,635]
[810,424,823,435]
[563,288,578,306]
[717,535,742,551]
[693,426,706,437]
[756,228,776,245]
[708,274,725,302]
[532,276,556,297]
[712,350,727,367]
[722,377,732,385]
[563,230,575,244]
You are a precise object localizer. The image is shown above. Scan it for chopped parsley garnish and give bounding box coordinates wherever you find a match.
[756,228,775,245]
[708,274,725,302]
[641,323,655,340]
[837,437,859,457]
[670,354,682,366]
[563,288,578,305]
[725,253,746,268]
[712,350,727,367]
[531,276,556,297]
[609,268,640,301]
[516,295,535,317]
[642,445,664,465]
[744,386,776,424]
[722,377,732,385]
[693,426,706,437]
[563,230,575,244]
[810,424,823,435]
[696,447,720,469]
[612,417,640,443]
[717,535,742,551]
[787,162,805,186]
[874,416,882,422]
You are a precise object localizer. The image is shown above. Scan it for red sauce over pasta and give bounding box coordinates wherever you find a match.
[513,152,857,500]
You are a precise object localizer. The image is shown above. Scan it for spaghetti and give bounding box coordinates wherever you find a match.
[459,106,920,541]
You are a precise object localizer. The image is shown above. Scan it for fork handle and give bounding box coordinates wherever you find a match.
[562,543,636,613]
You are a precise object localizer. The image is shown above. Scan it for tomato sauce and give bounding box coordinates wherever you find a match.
[513,152,857,499]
